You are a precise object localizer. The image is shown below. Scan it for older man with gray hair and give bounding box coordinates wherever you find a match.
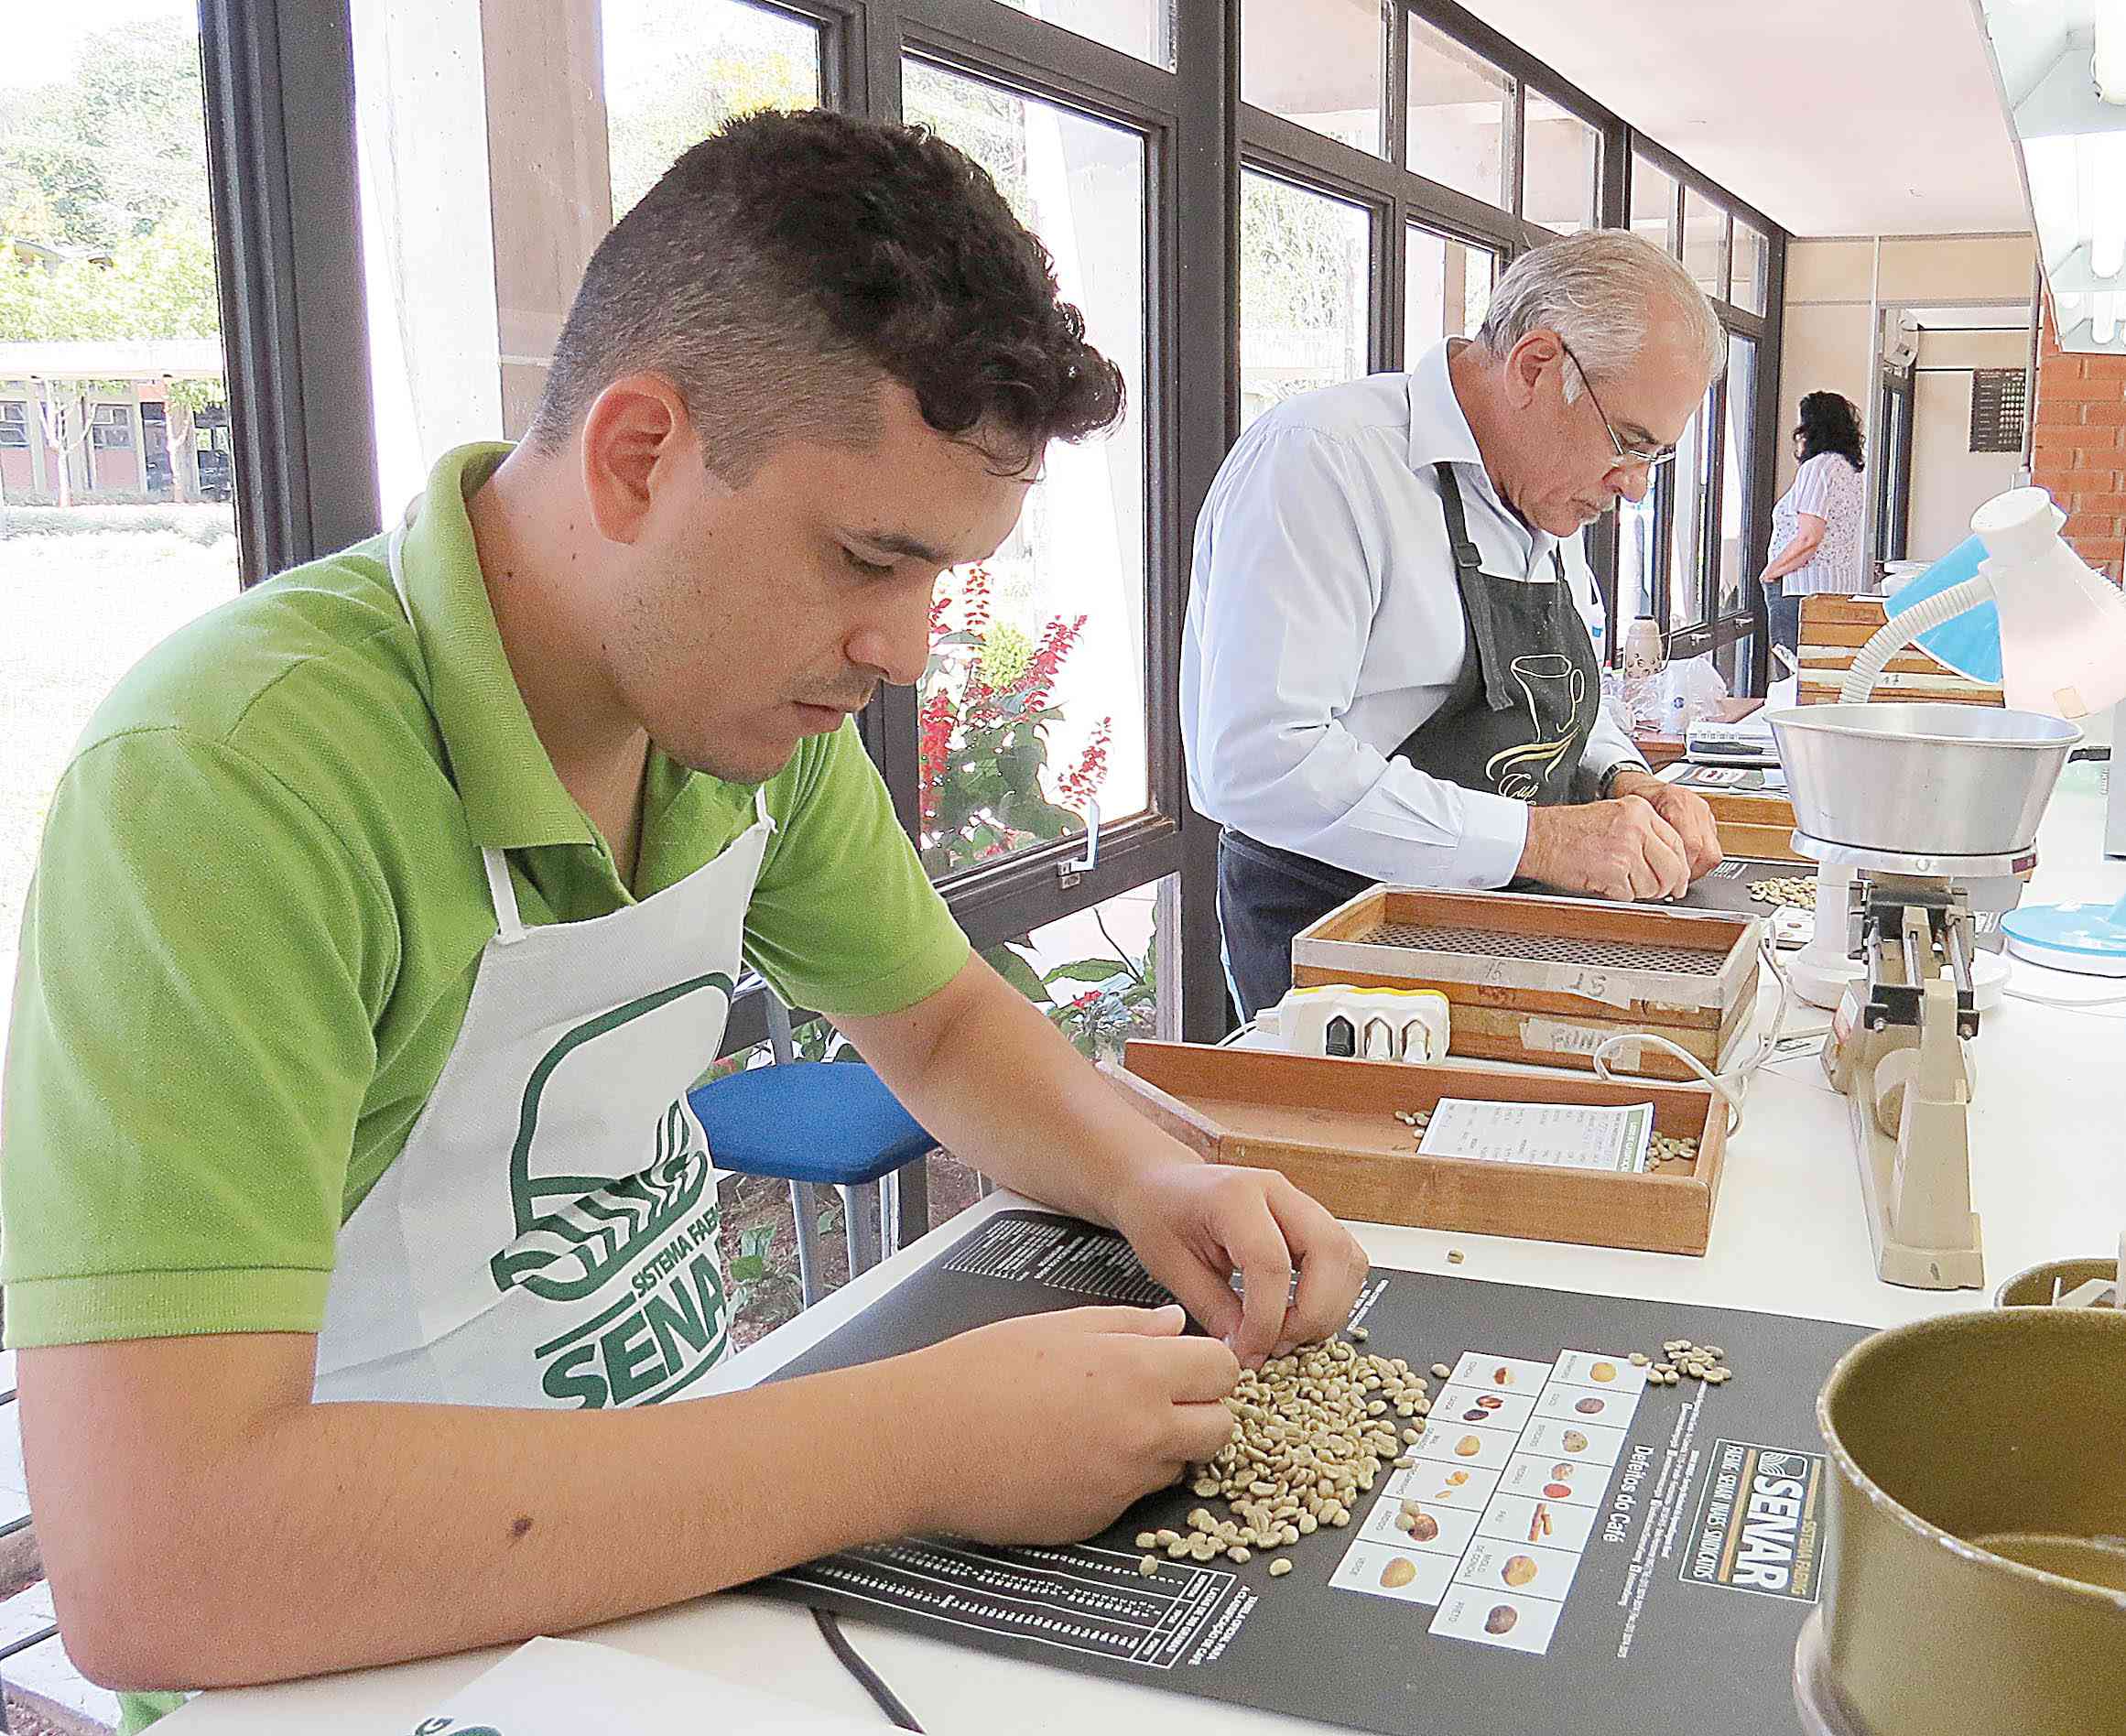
[1184,229,1728,1019]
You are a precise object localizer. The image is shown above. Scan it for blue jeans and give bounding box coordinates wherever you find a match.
[1764,584,1802,671]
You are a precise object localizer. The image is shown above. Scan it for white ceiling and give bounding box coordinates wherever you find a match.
[1448,0,2034,237]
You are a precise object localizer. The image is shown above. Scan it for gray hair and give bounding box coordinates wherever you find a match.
[1474,229,1724,403]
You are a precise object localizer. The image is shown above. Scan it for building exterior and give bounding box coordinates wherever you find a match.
[0,338,230,506]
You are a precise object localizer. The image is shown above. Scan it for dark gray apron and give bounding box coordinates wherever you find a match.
[1217,463,1602,1019]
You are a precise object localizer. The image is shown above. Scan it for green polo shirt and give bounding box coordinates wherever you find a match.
[0,442,971,1351]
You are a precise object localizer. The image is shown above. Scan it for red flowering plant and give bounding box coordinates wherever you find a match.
[917,564,1110,876]
[919,565,1149,1056]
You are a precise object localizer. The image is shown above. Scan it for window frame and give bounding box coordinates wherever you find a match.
[218,0,1788,1051]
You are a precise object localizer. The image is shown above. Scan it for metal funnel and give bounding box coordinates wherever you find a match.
[1764,703,2080,857]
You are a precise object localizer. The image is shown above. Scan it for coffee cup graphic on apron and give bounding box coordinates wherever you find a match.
[1485,653,1587,801]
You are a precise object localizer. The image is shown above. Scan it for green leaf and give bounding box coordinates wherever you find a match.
[740,1222,776,1260]
[728,1254,767,1283]
[984,942,1050,1006]
[1045,959,1129,985]
[1019,803,1072,841]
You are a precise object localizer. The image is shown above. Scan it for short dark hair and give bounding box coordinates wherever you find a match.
[530,108,1124,477]
[1795,390,1864,472]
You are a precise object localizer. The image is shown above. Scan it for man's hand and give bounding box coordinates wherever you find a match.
[838,954,1369,1370]
[1610,769,1722,880]
[896,1307,1242,1543]
[1520,794,1691,901]
[1108,1164,1370,1369]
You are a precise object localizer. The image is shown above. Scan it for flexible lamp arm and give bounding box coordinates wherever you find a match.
[1838,576,1999,704]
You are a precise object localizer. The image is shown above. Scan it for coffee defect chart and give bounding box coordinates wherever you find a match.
[758,1211,1870,1736]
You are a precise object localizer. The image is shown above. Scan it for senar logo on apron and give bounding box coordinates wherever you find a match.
[312,522,773,1413]
[492,972,732,1303]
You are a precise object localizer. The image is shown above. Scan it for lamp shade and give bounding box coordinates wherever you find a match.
[1886,489,2126,720]
[1972,488,2126,719]
[1885,535,2001,684]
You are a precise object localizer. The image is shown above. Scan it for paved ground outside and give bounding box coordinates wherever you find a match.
[0,513,241,1068]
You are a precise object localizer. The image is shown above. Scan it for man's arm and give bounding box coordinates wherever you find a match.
[1183,429,1529,890]
[835,952,1370,1366]
[24,1307,1240,1690]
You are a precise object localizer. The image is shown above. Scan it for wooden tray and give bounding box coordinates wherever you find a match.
[1104,1041,1727,1256]
[1798,594,2003,708]
[1661,767,1807,863]
[1291,886,1762,1081]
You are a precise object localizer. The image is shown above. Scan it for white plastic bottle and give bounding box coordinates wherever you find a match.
[1622,617,1666,733]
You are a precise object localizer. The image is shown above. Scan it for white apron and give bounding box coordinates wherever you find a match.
[313,526,771,1409]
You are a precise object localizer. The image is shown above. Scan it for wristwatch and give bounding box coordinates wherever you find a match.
[1597,762,1652,799]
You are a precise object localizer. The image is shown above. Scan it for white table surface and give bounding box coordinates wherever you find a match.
[168,773,2126,1732]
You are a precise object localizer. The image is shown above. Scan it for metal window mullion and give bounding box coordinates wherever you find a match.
[1597,116,1627,233]
[903,0,1180,118]
[1652,454,1676,635]
[1369,202,1397,375]
[1144,96,1184,836]
[1703,372,1728,629]
[1174,0,1237,1042]
[1750,232,1788,693]
[199,0,378,586]
[1503,74,1524,216]
[1241,106,1405,206]
[864,0,905,120]
[942,823,1183,951]
[1384,0,1410,176]
[1394,172,1524,255]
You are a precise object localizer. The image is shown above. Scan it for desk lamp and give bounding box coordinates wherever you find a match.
[1764,486,2126,1290]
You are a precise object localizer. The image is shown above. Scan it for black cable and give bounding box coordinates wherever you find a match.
[811,1607,925,1731]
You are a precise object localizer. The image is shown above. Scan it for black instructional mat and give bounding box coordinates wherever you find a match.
[758,1210,1871,1736]
[1676,858,2006,951]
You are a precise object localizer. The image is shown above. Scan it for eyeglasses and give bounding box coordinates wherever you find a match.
[1557,337,1677,472]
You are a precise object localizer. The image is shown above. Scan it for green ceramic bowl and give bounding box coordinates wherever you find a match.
[1817,1309,2126,1736]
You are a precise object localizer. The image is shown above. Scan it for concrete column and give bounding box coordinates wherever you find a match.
[481,0,613,437]
[352,0,611,499]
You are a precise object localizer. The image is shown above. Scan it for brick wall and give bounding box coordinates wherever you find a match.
[2032,300,2126,581]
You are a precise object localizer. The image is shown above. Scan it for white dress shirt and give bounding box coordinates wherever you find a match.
[1181,341,1646,891]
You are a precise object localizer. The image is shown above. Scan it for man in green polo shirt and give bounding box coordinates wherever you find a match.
[1,111,1366,1722]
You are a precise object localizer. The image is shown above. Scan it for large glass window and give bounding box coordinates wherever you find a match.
[355,0,824,516]
[1719,336,1758,615]
[905,62,1151,873]
[1630,154,1677,255]
[0,2,241,1085]
[1005,875,1171,1063]
[1618,489,1659,635]
[1731,222,1768,316]
[1682,186,1727,301]
[1522,94,1600,233]
[603,0,822,218]
[1405,18,1509,204]
[1240,170,1371,429]
[1242,0,1384,156]
[1669,387,1716,633]
[1404,225,1496,363]
[993,0,1174,70]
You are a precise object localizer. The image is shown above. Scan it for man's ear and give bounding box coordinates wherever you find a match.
[578,373,698,546]
[1499,331,1567,414]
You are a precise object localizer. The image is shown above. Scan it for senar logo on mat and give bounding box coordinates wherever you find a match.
[1680,1439,1828,1601]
